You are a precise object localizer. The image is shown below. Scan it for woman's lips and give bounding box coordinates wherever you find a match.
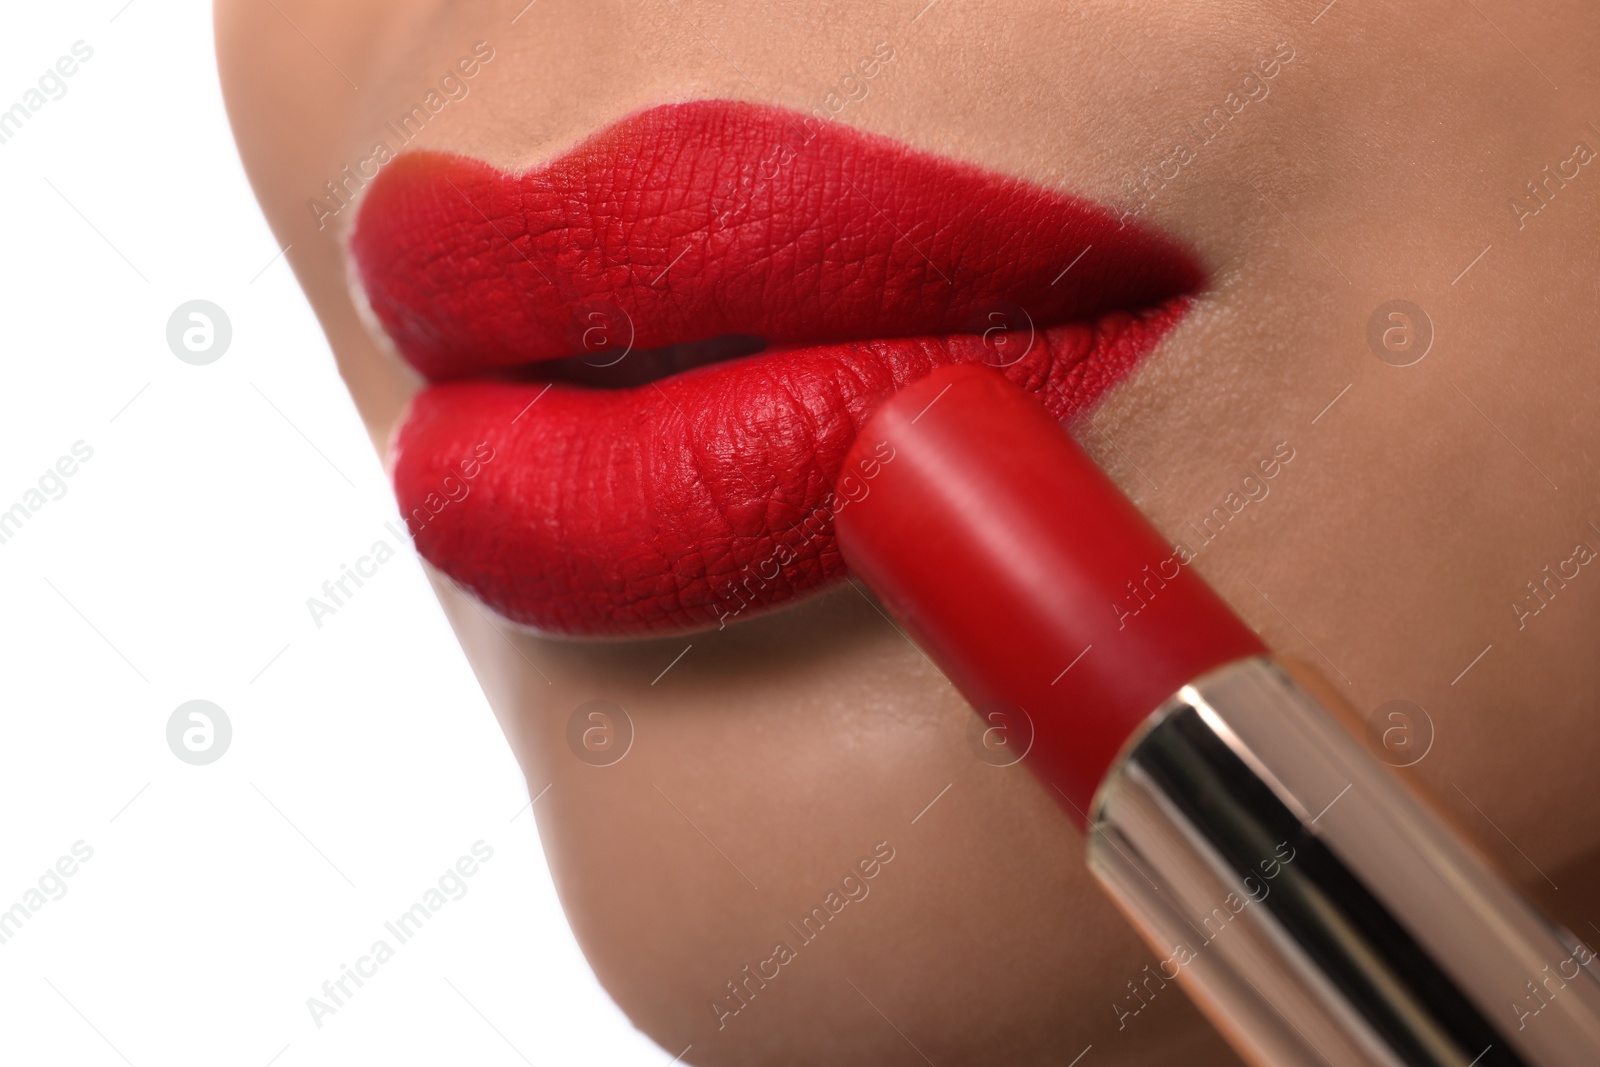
[349,100,1202,636]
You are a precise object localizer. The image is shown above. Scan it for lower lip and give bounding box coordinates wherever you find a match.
[391,302,1188,636]
[837,365,1600,1067]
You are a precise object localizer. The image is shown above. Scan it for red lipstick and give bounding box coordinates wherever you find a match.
[837,364,1600,1067]
[350,100,1201,636]
[831,362,1264,819]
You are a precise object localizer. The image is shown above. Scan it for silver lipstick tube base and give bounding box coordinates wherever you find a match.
[1088,657,1600,1067]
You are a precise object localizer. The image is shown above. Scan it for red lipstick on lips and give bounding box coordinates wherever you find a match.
[349,100,1203,636]
[837,365,1600,1067]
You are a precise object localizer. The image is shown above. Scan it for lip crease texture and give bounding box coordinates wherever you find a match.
[349,99,1203,636]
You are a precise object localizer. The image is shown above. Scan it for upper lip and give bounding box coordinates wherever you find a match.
[348,99,1203,636]
[352,100,1201,381]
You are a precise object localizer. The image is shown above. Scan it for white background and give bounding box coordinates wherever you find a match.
[0,3,664,1064]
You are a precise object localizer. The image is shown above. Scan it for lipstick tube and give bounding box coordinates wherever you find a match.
[835,364,1600,1067]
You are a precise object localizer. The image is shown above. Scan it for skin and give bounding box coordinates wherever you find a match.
[215,2,1600,1064]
